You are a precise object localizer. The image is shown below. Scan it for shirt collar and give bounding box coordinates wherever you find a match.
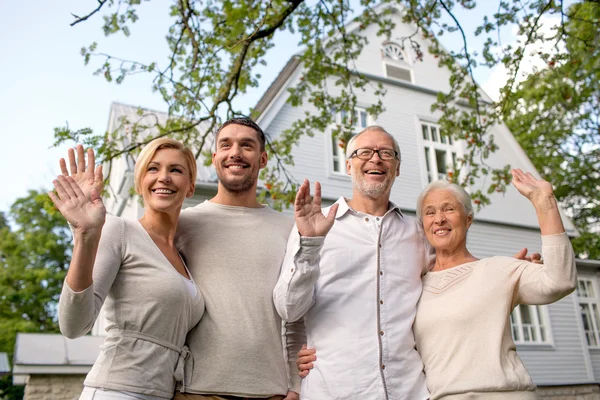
[334,197,403,219]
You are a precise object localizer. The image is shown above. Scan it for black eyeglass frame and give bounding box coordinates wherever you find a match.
[348,147,400,161]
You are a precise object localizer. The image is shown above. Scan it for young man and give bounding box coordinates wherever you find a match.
[174,117,303,400]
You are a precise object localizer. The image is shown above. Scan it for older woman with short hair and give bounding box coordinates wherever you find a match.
[413,168,576,399]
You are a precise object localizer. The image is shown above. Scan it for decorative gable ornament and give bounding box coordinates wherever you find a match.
[382,42,412,82]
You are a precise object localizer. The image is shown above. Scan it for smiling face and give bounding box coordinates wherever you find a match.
[421,189,472,254]
[212,123,267,194]
[140,148,194,213]
[346,129,400,200]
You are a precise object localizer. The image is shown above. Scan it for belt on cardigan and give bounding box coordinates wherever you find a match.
[119,329,192,392]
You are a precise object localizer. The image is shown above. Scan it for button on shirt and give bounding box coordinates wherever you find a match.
[273,197,431,400]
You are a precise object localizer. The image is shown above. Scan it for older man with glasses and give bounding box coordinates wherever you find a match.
[274,125,432,400]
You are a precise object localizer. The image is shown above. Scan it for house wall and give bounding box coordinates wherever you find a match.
[537,384,600,399]
[24,374,84,400]
[352,8,453,94]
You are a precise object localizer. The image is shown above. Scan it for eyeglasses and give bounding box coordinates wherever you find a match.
[349,148,399,161]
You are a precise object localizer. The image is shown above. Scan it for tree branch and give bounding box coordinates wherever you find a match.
[71,0,109,27]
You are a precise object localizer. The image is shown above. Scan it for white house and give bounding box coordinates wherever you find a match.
[12,4,600,399]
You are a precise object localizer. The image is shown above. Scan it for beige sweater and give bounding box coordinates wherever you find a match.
[175,201,304,397]
[414,233,576,400]
[59,215,205,398]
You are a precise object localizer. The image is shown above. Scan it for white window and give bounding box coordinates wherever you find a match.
[331,108,370,174]
[421,122,457,183]
[382,42,412,82]
[577,278,600,347]
[510,305,551,344]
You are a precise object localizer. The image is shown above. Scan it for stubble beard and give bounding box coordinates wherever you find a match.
[351,168,393,199]
[217,162,258,194]
[219,175,256,194]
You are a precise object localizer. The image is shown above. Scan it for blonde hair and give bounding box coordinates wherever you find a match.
[134,138,197,194]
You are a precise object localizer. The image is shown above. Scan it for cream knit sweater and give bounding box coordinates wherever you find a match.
[414,233,576,400]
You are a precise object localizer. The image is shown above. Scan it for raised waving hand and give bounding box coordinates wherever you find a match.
[59,144,103,200]
[48,175,106,235]
[294,179,339,237]
[511,168,565,235]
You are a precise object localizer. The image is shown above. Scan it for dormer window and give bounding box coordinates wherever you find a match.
[382,42,412,83]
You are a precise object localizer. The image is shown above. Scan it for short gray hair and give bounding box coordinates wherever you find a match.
[416,180,474,223]
[345,125,401,162]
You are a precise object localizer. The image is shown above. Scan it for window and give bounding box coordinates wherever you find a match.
[510,305,551,344]
[382,42,412,82]
[577,278,600,347]
[331,108,369,174]
[421,122,457,182]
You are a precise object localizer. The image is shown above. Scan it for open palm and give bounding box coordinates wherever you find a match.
[511,168,554,201]
[48,175,106,233]
[59,144,104,200]
[295,179,338,237]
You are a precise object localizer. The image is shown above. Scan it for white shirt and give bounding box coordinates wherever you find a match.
[274,197,431,400]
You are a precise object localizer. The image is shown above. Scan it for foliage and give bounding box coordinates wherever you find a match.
[0,191,71,399]
[54,1,596,215]
[505,1,600,258]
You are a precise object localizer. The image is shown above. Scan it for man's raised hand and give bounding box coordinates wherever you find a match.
[294,179,338,237]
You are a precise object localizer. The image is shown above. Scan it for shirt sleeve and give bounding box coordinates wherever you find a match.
[58,215,124,338]
[273,225,325,322]
[506,232,577,306]
[284,319,306,394]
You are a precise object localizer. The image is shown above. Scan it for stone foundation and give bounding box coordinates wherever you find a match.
[23,374,84,400]
[537,384,600,400]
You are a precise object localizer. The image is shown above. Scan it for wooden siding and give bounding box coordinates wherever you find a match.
[264,81,576,233]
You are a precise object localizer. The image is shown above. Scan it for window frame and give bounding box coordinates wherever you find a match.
[419,121,460,184]
[329,107,371,175]
[510,304,554,346]
[577,277,600,348]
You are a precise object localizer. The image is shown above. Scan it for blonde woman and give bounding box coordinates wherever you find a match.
[50,139,204,400]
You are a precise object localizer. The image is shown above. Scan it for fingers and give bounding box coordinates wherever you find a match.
[90,186,103,204]
[513,248,527,260]
[313,181,322,207]
[68,147,77,175]
[59,158,69,176]
[47,190,62,209]
[297,347,315,358]
[77,145,86,175]
[86,148,96,177]
[302,179,311,205]
[94,164,104,184]
[326,203,339,222]
[53,176,72,202]
[530,252,543,264]
[58,175,77,200]
[512,168,538,185]
[294,180,309,212]
[298,362,314,372]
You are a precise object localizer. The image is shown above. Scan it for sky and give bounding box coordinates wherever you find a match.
[0,0,551,214]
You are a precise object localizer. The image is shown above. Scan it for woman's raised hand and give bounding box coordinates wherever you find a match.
[59,144,103,200]
[511,168,554,203]
[48,175,106,234]
[511,168,565,235]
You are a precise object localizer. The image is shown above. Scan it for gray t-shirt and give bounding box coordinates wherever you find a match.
[176,200,304,396]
